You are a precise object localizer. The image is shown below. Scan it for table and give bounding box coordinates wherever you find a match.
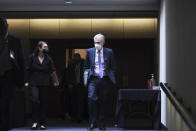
[115,89,161,129]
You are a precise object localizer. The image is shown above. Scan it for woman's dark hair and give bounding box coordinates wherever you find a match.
[0,17,7,26]
[33,41,47,54]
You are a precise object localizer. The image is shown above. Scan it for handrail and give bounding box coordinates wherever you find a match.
[160,83,196,131]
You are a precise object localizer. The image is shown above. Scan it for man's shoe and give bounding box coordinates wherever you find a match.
[99,124,106,130]
[31,123,38,130]
[87,123,97,130]
[40,125,46,130]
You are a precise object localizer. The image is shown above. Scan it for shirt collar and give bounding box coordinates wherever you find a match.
[96,48,103,54]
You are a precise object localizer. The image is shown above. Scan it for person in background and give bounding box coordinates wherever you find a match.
[0,17,25,131]
[24,41,58,130]
[66,53,88,123]
[84,33,116,130]
[59,67,72,121]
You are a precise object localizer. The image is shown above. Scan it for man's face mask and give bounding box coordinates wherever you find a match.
[94,43,102,51]
[0,20,8,40]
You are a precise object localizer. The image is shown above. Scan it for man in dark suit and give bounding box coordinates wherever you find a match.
[84,33,116,130]
[0,17,25,131]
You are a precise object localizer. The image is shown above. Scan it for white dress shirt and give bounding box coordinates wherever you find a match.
[94,48,106,76]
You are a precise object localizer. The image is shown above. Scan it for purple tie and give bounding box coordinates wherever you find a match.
[98,50,103,78]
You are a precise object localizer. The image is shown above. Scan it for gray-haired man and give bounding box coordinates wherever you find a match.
[84,33,116,130]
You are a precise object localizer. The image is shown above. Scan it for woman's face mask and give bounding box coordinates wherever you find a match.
[40,43,49,54]
[43,47,49,54]
[94,43,102,51]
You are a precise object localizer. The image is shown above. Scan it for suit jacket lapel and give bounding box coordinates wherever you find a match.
[103,48,107,64]
[92,48,96,66]
[7,36,14,59]
[8,35,11,51]
[8,35,19,68]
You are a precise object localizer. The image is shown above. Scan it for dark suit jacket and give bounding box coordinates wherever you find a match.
[84,47,116,85]
[67,59,84,86]
[7,34,25,86]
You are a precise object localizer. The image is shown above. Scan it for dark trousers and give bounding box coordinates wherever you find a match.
[72,86,88,122]
[0,71,15,131]
[30,86,48,125]
[88,77,110,126]
[61,86,88,121]
[60,88,72,118]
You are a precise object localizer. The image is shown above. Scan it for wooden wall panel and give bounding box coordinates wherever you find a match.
[92,19,123,39]
[7,18,157,39]
[73,49,87,59]
[124,18,155,38]
[154,18,158,37]
[30,19,60,39]
[59,19,91,38]
[7,19,30,38]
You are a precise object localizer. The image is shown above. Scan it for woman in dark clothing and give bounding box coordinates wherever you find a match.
[24,41,58,130]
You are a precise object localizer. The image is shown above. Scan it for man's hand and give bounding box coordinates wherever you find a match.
[54,82,59,87]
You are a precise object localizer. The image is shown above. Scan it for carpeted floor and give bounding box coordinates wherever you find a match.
[10,117,166,131]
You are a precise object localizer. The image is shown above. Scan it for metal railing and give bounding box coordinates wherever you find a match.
[160,83,196,131]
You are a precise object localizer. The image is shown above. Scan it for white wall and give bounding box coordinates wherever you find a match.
[166,98,190,131]
[159,0,167,126]
[165,0,196,119]
[159,0,196,130]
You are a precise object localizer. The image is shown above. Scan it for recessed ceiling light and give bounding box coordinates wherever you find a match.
[64,0,72,4]
[65,1,72,4]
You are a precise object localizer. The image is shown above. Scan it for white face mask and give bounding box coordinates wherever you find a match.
[94,43,102,51]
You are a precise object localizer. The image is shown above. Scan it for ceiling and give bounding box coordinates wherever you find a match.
[0,0,160,11]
